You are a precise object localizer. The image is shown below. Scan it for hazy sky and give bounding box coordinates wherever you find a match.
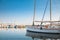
[0,0,60,25]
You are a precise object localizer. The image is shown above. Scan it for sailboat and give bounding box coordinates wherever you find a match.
[26,0,60,34]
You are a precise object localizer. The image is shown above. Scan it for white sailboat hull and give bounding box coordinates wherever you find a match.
[26,26,60,34]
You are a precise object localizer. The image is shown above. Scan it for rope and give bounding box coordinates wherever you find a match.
[41,0,49,25]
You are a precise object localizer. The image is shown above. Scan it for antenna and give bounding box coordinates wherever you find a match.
[32,0,36,26]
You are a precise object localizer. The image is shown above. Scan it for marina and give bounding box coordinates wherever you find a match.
[26,0,60,39]
[0,0,60,40]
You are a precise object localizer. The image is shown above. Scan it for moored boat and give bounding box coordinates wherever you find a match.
[26,0,60,34]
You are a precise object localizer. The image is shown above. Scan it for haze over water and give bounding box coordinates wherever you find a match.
[0,0,60,40]
[0,0,60,25]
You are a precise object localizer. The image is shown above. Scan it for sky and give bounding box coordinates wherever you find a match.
[0,0,60,25]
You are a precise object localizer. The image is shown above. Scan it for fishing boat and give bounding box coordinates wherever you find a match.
[26,0,60,34]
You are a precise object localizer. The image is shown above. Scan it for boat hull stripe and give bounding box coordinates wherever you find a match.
[27,30,60,34]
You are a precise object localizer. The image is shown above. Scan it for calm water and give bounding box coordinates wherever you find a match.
[0,28,32,40]
[0,28,60,40]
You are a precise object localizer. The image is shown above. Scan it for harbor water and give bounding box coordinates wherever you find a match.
[0,28,32,40]
[0,28,60,40]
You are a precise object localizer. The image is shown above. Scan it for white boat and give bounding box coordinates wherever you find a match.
[26,0,60,34]
[26,25,60,34]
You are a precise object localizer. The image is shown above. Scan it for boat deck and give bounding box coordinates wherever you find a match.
[26,25,60,30]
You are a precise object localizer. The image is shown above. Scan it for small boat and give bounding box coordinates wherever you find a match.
[26,0,60,34]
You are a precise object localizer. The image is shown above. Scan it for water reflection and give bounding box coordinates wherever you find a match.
[26,31,60,40]
[0,28,32,40]
[0,28,60,40]
[0,28,28,39]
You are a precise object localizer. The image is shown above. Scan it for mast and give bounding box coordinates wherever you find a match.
[32,0,36,26]
[50,0,52,26]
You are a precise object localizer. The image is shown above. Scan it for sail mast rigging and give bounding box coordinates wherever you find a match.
[32,0,36,26]
[32,0,53,25]
[41,0,49,25]
[50,0,52,26]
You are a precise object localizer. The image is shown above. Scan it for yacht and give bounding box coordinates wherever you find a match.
[26,0,60,34]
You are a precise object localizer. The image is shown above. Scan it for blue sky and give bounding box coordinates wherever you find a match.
[0,0,60,25]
